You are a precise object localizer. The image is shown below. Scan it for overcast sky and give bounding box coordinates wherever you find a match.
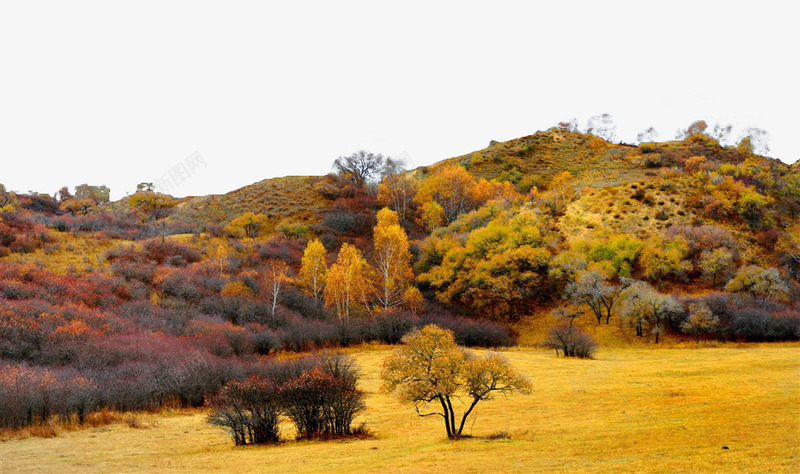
[0,1,796,200]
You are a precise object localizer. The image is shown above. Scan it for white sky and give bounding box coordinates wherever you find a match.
[0,1,797,200]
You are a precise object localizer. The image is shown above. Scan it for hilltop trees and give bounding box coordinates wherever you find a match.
[128,188,178,221]
[381,325,530,439]
[75,184,110,206]
[333,150,387,187]
[585,113,617,142]
[58,184,110,215]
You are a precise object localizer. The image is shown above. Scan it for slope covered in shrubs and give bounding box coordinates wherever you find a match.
[0,123,798,433]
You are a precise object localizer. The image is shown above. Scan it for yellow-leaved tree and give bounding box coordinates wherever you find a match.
[128,189,177,221]
[414,164,478,226]
[227,212,269,239]
[324,243,371,319]
[372,208,415,311]
[298,238,328,302]
[381,325,531,439]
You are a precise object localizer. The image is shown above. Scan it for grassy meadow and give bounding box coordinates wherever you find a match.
[2,344,798,473]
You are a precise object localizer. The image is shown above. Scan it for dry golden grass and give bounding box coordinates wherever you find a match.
[2,345,798,473]
[170,175,330,228]
[557,176,699,242]
[437,130,650,191]
[0,232,124,274]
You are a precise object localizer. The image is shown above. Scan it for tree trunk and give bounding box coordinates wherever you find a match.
[457,397,481,436]
[438,396,453,438]
[445,395,456,438]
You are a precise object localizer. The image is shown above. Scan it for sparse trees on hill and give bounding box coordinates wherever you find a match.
[128,189,177,221]
[586,114,617,142]
[381,325,530,439]
[333,150,387,187]
[537,171,576,216]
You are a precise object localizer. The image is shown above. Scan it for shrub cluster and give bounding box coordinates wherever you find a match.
[544,322,596,358]
[676,293,800,342]
[207,354,365,445]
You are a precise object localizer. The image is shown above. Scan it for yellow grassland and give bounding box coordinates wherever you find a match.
[2,344,798,473]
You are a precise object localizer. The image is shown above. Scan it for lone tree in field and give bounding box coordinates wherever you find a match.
[381,325,530,439]
[333,150,387,187]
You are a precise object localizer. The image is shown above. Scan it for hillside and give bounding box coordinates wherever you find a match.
[433,129,648,190]
[0,126,798,452]
[169,175,332,230]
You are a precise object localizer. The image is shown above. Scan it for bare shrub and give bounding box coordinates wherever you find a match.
[544,322,596,358]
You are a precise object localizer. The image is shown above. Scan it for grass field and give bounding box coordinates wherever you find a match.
[1,344,798,473]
